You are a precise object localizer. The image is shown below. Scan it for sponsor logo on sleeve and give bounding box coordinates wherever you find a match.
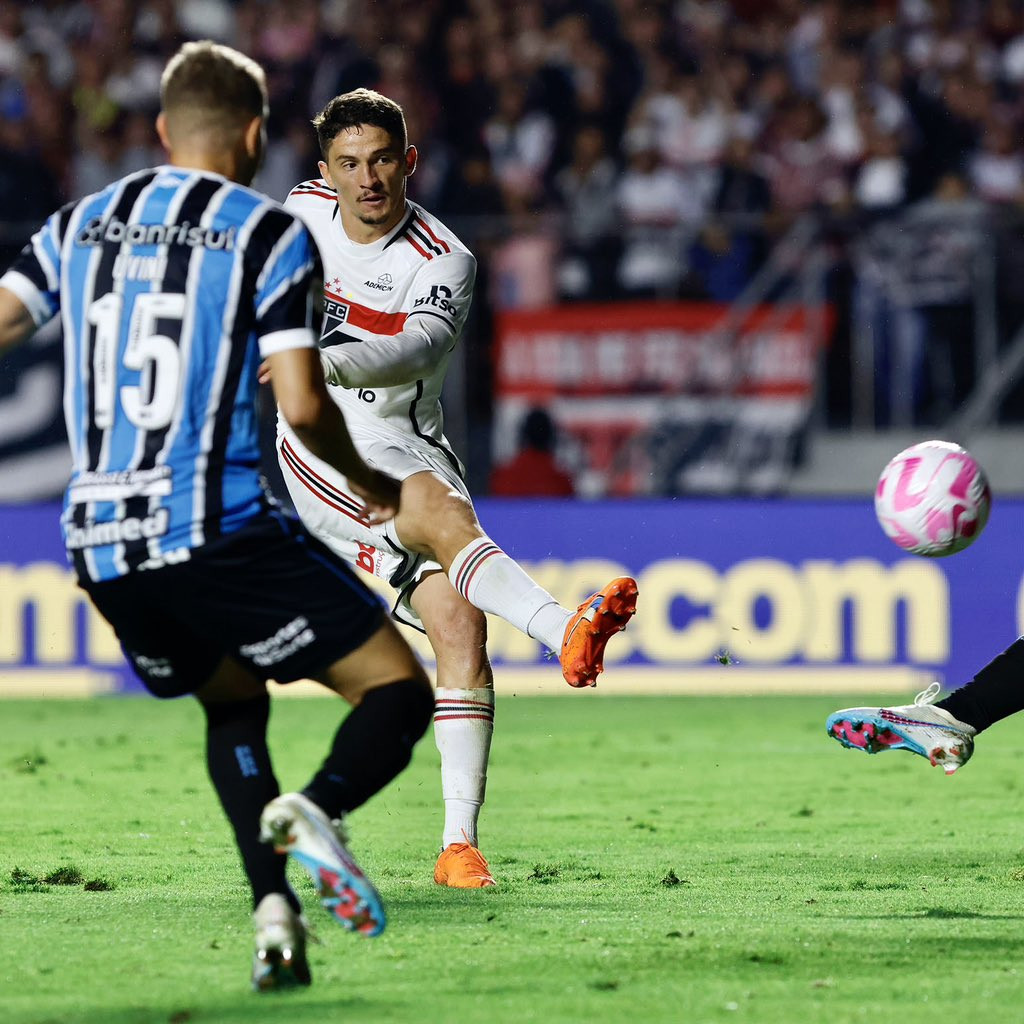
[413,284,458,317]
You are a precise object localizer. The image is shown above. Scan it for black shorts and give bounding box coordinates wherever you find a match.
[80,511,387,698]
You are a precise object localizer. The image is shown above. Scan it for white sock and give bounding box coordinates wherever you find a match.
[449,538,572,651]
[434,687,495,848]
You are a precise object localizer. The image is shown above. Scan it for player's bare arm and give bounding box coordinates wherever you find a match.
[257,313,451,389]
[0,287,39,354]
[318,313,458,387]
[267,345,401,521]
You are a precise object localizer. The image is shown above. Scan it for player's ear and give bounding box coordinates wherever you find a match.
[318,159,334,188]
[155,112,172,154]
[404,145,417,178]
[243,115,265,161]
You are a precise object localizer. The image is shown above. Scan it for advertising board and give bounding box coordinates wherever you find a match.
[1,499,1017,699]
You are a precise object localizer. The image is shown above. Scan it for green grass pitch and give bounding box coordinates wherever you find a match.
[2,693,1023,1024]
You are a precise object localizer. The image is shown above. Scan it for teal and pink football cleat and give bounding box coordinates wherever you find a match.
[826,682,976,775]
[260,792,386,937]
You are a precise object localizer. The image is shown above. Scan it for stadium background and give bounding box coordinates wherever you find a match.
[2,0,1023,697]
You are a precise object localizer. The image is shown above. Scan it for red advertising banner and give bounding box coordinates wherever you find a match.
[492,302,830,497]
[495,302,825,399]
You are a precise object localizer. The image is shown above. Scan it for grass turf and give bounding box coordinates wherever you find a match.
[2,693,1023,1024]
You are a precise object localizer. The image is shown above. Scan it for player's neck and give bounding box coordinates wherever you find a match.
[165,151,252,186]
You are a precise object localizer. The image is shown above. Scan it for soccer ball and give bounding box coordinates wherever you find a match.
[874,440,991,557]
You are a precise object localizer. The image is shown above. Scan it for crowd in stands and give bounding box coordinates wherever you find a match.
[3,0,1024,428]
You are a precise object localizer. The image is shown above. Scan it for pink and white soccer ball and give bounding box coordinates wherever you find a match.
[874,440,991,557]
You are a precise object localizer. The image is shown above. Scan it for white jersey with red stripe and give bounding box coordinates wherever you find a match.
[282,179,475,474]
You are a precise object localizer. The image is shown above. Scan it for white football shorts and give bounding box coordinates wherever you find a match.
[277,422,469,632]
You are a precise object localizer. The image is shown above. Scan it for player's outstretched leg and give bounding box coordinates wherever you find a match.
[826,682,977,775]
[260,792,386,936]
[252,892,311,991]
[441,529,639,689]
[560,577,639,688]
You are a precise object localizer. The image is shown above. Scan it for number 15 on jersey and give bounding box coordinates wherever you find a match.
[87,291,185,431]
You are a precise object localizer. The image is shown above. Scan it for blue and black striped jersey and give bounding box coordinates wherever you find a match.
[0,165,320,582]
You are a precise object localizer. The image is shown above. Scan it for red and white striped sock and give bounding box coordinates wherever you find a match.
[434,687,495,848]
[448,537,571,651]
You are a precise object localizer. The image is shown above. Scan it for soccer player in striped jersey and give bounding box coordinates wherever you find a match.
[265,89,638,888]
[0,42,437,991]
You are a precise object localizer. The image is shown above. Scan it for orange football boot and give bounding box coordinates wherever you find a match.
[560,577,638,687]
[433,842,496,888]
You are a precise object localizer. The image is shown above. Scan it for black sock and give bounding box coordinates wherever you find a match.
[937,637,1024,733]
[203,694,299,913]
[302,678,433,820]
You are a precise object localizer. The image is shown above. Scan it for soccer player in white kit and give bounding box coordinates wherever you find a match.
[268,89,638,887]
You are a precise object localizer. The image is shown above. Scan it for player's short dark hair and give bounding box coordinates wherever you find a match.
[313,89,408,157]
[160,40,268,136]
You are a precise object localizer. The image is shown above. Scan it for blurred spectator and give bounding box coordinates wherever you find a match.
[434,147,505,220]
[853,125,910,213]
[0,112,59,268]
[546,11,638,144]
[118,110,163,176]
[867,50,912,137]
[854,170,986,425]
[759,97,847,215]
[691,132,772,300]
[490,408,575,497]
[431,17,492,153]
[786,0,843,95]
[71,48,118,134]
[969,118,1024,203]
[615,129,697,298]
[492,231,559,310]
[909,171,987,424]
[986,0,1023,53]
[483,78,556,212]
[553,124,621,301]
[906,67,987,196]
[0,2,23,77]
[633,70,729,172]
[71,122,122,200]
[256,117,321,202]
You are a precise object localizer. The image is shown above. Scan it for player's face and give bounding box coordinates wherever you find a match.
[320,124,417,242]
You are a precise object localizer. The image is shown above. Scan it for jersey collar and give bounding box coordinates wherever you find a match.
[333,201,414,257]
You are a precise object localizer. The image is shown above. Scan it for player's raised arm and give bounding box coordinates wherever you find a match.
[318,250,476,389]
[0,204,68,357]
[0,287,40,354]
